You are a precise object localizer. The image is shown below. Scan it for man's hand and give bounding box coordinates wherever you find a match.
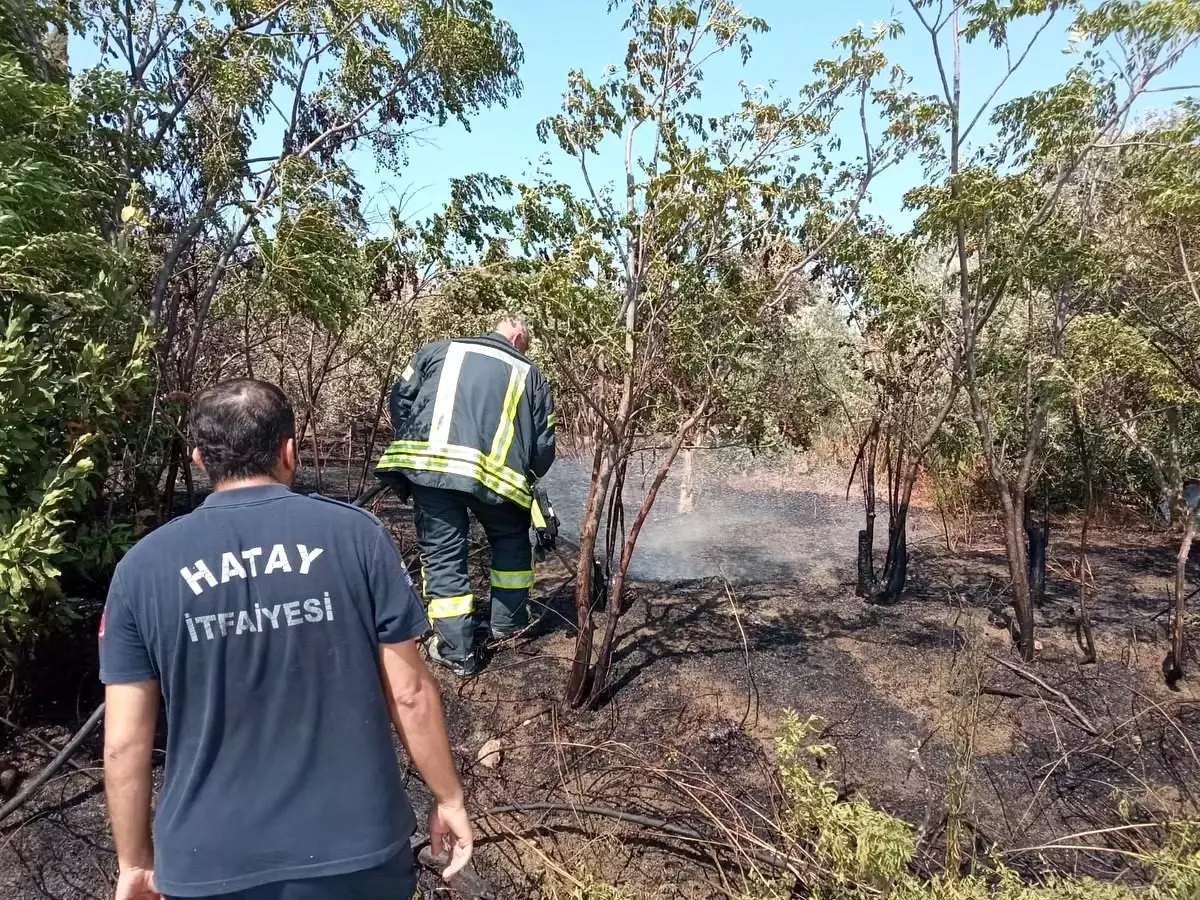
[378,641,473,879]
[114,865,160,900]
[429,799,474,880]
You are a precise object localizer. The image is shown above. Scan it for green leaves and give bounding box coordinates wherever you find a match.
[992,67,1116,168]
[72,0,524,362]
[1074,0,1200,50]
[0,28,150,660]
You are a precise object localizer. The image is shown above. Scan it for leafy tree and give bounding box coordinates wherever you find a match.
[898,0,1200,659]
[832,228,962,604]
[1079,104,1200,683]
[430,0,928,705]
[76,0,525,499]
[0,1,149,673]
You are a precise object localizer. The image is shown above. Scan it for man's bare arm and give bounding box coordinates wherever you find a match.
[105,681,160,871]
[379,640,463,801]
[378,640,472,878]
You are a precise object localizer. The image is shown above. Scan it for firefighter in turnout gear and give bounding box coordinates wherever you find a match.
[376,314,556,676]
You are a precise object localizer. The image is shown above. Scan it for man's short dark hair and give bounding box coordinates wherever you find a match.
[189,379,295,486]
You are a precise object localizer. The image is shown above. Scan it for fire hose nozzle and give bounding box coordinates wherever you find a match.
[530,482,559,560]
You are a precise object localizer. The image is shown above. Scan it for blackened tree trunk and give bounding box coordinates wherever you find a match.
[565,436,615,706]
[854,420,880,598]
[856,529,876,597]
[586,398,710,708]
[879,512,908,602]
[1026,521,1048,608]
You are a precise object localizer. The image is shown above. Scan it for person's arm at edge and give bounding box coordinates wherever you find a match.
[378,640,473,879]
[388,345,431,433]
[105,681,161,894]
[529,370,556,479]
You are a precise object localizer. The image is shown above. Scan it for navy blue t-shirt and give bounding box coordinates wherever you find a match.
[99,484,430,898]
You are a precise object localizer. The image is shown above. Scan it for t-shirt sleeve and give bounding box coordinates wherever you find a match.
[99,568,158,685]
[368,526,430,644]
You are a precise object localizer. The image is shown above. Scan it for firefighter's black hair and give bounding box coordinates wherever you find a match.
[189,379,295,486]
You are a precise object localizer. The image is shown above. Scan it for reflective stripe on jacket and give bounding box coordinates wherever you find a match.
[375,332,556,507]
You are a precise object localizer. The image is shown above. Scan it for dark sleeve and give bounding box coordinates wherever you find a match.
[99,568,158,685]
[367,526,430,644]
[529,369,557,480]
[388,348,426,435]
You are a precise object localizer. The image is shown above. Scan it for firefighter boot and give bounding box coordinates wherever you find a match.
[410,484,480,674]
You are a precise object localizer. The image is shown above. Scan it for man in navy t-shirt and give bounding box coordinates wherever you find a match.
[100,379,473,900]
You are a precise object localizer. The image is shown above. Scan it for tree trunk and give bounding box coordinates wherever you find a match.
[1077,514,1097,664]
[181,443,195,510]
[856,529,875,598]
[876,509,908,603]
[677,448,695,514]
[160,434,184,520]
[1070,406,1096,662]
[1026,522,1048,608]
[1000,491,1036,660]
[565,443,615,706]
[587,419,698,708]
[856,424,879,598]
[1166,513,1194,688]
[357,363,396,497]
[311,414,323,494]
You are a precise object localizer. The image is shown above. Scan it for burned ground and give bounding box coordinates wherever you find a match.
[0,458,1197,898]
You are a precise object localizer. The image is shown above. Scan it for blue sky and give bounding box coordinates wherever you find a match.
[363,0,951,225]
[71,1,1199,232]
[357,0,1197,232]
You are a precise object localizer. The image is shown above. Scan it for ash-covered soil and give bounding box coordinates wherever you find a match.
[1,453,1197,898]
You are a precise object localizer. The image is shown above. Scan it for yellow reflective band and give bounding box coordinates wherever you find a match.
[378,441,532,506]
[530,500,546,529]
[377,443,531,507]
[489,367,527,468]
[381,441,527,491]
[546,412,556,429]
[401,364,414,381]
[393,455,529,506]
[428,594,473,619]
[491,569,534,590]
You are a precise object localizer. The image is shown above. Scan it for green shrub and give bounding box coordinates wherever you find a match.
[569,878,635,900]
[0,31,149,669]
[775,711,915,896]
[752,712,1198,900]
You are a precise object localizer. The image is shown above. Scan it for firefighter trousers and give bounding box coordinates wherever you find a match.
[409,483,533,664]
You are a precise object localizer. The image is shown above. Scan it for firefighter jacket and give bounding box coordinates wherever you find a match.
[375,332,556,508]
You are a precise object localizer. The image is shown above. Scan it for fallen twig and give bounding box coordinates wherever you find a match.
[986,655,1099,736]
[478,801,801,877]
[720,575,759,730]
[0,716,102,784]
[0,703,105,825]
